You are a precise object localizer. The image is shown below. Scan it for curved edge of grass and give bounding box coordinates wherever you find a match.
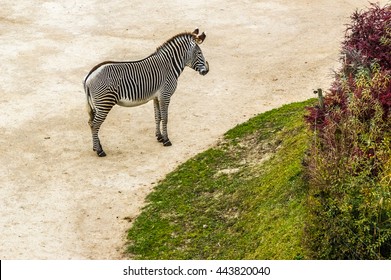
[125,99,316,259]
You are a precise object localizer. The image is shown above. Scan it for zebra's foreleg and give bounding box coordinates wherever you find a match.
[159,98,172,147]
[153,98,163,143]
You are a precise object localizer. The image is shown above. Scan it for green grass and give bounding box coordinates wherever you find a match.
[126,99,316,259]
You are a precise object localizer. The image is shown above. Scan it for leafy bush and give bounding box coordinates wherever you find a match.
[343,3,391,70]
[304,3,391,259]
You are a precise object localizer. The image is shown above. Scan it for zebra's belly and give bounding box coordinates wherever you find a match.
[117,93,158,107]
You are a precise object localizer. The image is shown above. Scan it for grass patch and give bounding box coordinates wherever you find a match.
[126,99,316,259]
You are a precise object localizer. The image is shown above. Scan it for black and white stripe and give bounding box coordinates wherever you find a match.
[84,29,209,157]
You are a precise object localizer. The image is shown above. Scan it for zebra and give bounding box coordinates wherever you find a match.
[83,28,209,157]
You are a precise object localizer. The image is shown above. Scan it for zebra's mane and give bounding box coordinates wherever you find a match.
[155,32,194,53]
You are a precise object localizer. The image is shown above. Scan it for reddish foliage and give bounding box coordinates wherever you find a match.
[343,3,391,69]
[305,3,391,130]
[304,3,391,260]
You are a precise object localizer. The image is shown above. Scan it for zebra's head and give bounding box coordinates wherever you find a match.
[188,29,209,76]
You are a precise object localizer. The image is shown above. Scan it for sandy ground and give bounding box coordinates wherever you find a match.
[0,0,386,259]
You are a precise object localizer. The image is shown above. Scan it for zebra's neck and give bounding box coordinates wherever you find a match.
[154,34,193,78]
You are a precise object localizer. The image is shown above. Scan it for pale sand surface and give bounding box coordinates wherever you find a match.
[0,0,384,259]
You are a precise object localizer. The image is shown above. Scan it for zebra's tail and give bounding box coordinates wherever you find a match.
[83,78,95,125]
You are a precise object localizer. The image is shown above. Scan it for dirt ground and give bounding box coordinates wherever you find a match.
[0,0,385,259]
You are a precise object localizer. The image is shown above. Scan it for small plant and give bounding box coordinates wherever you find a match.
[304,3,391,259]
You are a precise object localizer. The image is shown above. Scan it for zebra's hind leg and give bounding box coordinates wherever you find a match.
[91,122,106,157]
[90,103,115,157]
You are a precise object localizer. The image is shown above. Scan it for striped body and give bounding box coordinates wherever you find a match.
[84,29,209,157]
[87,60,167,107]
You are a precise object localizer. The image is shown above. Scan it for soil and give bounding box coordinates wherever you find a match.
[0,0,384,259]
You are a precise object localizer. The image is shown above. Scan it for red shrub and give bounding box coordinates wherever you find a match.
[304,3,391,259]
[306,3,391,130]
[343,3,391,70]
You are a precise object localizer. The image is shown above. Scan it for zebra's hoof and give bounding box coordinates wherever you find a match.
[97,150,107,157]
[157,135,164,142]
[163,140,172,146]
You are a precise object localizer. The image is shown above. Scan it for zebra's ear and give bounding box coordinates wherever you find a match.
[192,28,199,35]
[195,32,206,44]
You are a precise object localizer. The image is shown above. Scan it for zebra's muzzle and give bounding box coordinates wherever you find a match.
[200,61,209,75]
